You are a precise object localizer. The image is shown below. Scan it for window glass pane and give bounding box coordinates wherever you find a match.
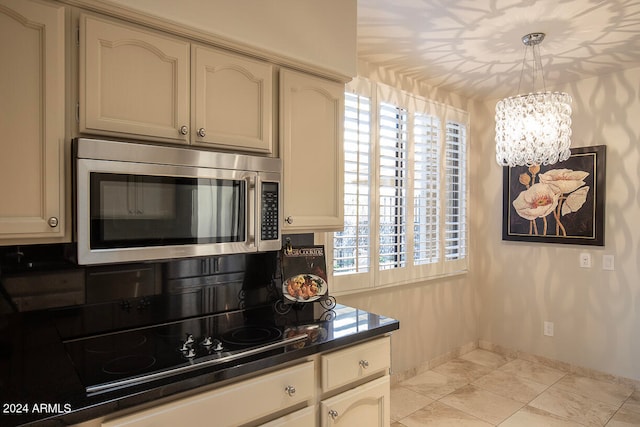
[379,102,407,270]
[413,113,440,265]
[334,93,371,275]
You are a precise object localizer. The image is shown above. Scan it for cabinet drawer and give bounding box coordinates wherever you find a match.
[321,337,390,392]
[259,406,315,426]
[102,361,314,427]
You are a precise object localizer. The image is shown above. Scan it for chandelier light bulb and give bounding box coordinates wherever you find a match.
[495,33,573,167]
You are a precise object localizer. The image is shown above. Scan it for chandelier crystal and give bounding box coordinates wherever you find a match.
[495,33,572,167]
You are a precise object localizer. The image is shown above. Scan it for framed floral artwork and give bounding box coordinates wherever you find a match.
[502,145,606,246]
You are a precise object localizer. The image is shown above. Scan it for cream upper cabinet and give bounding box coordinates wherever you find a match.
[0,0,65,240]
[280,69,344,232]
[192,45,273,153]
[320,376,390,427]
[80,14,190,142]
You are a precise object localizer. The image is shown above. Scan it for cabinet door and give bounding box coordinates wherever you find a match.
[280,69,344,232]
[0,0,65,239]
[80,14,189,142]
[192,45,273,153]
[320,376,390,427]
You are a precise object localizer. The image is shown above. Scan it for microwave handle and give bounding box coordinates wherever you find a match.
[246,175,256,249]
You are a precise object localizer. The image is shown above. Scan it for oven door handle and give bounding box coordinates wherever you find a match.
[85,333,309,395]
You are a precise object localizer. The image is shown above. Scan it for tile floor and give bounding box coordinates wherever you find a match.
[391,349,640,426]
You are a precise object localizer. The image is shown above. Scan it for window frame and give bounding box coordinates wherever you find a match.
[327,78,469,294]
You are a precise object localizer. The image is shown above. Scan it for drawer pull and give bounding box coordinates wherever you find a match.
[328,409,339,420]
[284,385,296,396]
[359,359,369,369]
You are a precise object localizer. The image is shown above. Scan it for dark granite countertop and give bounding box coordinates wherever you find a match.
[0,302,398,426]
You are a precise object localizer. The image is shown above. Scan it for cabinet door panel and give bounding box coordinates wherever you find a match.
[81,14,189,142]
[193,45,273,153]
[0,0,64,239]
[320,376,390,427]
[280,69,344,232]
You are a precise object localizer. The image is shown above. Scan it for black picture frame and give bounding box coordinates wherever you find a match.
[502,145,606,246]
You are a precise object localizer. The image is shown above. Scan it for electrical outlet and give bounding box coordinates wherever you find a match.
[579,252,591,268]
[603,254,615,271]
[543,321,554,337]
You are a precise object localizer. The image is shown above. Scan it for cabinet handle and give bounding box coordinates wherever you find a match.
[48,217,59,228]
[179,125,189,135]
[197,128,206,137]
[359,359,369,369]
[328,409,339,420]
[284,385,296,396]
[285,216,293,224]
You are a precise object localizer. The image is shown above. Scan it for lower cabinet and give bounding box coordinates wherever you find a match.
[94,337,391,427]
[320,377,390,427]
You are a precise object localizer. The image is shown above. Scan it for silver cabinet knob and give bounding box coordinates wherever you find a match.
[359,359,369,369]
[284,385,296,396]
[197,128,206,137]
[48,217,58,228]
[179,125,189,135]
[285,216,293,224]
[328,409,338,420]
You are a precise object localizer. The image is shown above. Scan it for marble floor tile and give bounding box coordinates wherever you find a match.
[498,358,566,386]
[529,385,618,427]
[390,386,435,421]
[621,390,640,414]
[460,349,512,369]
[400,401,493,427]
[396,349,636,427]
[400,370,469,400]
[439,384,523,425]
[499,405,584,427]
[472,369,549,403]
[432,358,494,383]
[555,373,634,407]
[606,406,640,427]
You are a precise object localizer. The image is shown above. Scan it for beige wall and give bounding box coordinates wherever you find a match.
[100,0,357,78]
[471,66,640,381]
[341,61,640,383]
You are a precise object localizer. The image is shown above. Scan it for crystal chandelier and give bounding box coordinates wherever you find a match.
[495,33,572,167]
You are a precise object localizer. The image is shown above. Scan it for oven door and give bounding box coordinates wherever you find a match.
[76,158,256,265]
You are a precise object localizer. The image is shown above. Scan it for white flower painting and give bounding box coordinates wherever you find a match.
[503,146,605,246]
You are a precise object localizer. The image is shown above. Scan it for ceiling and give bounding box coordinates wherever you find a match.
[357,0,640,100]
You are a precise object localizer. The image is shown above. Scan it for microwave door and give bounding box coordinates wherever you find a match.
[76,159,258,265]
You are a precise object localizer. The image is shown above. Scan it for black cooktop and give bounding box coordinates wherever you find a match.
[60,304,311,394]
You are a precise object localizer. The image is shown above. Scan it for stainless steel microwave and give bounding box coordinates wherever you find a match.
[74,138,281,265]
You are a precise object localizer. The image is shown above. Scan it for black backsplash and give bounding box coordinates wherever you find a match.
[0,234,315,316]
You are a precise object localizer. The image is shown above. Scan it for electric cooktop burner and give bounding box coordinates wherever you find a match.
[62,309,308,395]
[222,326,283,348]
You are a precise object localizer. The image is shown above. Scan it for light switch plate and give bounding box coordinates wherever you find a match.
[603,254,615,271]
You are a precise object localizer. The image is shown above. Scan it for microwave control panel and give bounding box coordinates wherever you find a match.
[261,182,279,241]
